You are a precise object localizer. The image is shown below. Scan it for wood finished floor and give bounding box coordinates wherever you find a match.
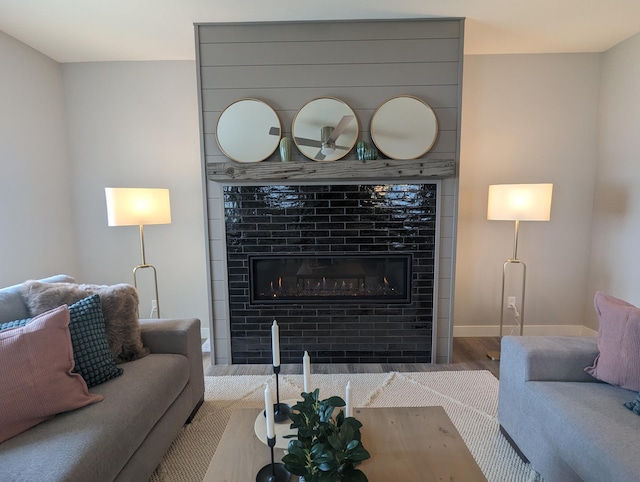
[203,337,501,379]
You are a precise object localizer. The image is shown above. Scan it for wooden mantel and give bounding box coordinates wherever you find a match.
[207,158,456,183]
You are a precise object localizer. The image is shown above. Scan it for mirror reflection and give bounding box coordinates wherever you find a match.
[216,99,281,163]
[293,97,359,162]
[370,95,438,160]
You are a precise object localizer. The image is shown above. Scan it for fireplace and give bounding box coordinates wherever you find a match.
[224,183,437,364]
[249,254,411,304]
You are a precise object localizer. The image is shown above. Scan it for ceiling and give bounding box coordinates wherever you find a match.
[1,0,640,63]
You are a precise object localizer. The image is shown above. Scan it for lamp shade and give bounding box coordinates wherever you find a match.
[105,188,171,226]
[487,183,553,221]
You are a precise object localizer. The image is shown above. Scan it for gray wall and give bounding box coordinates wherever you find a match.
[0,31,212,333]
[456,53,601,337]
[196,19,464,363]
[0,31,78,285]
[588,31,640,329]
[61,61,211,332]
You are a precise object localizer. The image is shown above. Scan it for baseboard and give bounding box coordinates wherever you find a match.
[453,324,597,337]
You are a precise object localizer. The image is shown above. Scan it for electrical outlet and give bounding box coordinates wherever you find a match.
[151,299,158,311]
[507,296,517,309]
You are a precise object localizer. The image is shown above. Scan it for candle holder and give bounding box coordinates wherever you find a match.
[272,365,290,422]
[256,436,290,482]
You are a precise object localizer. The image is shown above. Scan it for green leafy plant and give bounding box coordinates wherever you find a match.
[282,389,370,482]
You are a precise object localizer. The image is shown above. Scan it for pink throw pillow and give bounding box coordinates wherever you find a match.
[585,292,640,391]
[0,305,103,443]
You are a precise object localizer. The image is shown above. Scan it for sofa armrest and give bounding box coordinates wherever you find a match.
[139,318,200,355]
[501,335,599,383]
[498,335,600,449]
[139,318,205,411]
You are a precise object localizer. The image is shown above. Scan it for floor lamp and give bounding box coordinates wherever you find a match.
[486,183,553,361]
[105,187,171,317]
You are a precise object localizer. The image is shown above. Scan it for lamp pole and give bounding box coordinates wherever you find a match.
[133,223,160,317]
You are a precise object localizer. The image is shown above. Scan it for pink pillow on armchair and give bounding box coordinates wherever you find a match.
[585,291,640,391]
[0,305,103,443]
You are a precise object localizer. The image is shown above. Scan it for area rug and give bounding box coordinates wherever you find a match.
[150,371,541,482]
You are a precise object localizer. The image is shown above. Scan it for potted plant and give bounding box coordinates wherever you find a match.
[282,389,370,482]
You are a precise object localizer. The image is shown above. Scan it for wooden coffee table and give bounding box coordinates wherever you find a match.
[203,406,486,481]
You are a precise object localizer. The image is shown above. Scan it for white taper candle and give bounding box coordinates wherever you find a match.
[345,381,352,417]
[303,351,311,392]
[264,383,275,439]
[271,320,280,367]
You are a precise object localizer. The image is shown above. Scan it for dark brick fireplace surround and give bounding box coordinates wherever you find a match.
[224,183,438,364]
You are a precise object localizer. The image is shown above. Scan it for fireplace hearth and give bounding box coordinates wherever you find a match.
[250,254,411,304]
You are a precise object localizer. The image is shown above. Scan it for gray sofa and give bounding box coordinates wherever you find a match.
[0,276,205,482]
[498,336,640,482]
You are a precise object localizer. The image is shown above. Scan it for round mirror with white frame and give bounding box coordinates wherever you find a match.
[370,95,438,160]
[292,97,359,162]
[216,98,281,163]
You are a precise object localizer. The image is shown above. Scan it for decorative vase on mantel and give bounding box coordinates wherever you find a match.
[356,140,378,161]
[280,137,293,162]
[356,140,366,160]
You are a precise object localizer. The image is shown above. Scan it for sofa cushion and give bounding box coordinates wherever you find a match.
[585,291,640,391]
[0,274,74,323]
[67,295,123,388]
[21,281,148,363]
[0,305,103,443]
[523,380,640,482]
[0,353,189,482]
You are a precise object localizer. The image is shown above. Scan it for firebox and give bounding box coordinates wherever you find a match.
[250,254,411,304]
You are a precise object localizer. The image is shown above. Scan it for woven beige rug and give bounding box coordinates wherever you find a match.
[150,371,541,482]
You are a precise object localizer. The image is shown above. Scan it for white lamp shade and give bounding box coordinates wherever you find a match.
[487,183,553,221]
[105,188,171,226]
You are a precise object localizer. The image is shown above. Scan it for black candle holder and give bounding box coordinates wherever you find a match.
[272,365,290,422]
[256,436,290,482]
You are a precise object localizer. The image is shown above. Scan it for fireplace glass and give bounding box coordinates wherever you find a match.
[249,254,411,304]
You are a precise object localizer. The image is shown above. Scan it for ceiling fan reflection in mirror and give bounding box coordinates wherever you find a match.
[292,97,359,162]
[295,115,354,160]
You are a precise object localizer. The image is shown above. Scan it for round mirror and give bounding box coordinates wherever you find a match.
[292,97,359,162]
[216,99,281,163]
[370,95,438,160]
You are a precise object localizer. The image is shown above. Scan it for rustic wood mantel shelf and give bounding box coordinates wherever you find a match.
[207,158,456,182]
